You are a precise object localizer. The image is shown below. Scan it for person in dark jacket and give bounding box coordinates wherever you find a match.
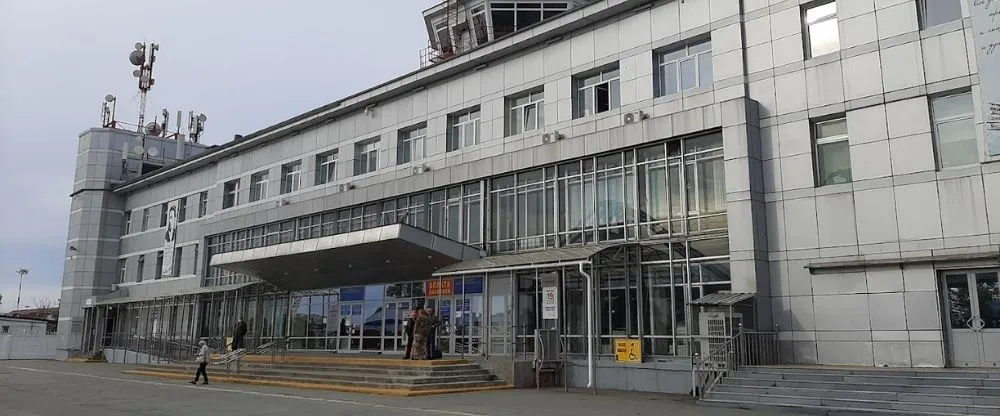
[232,318,248,351]
[403,307,422,359]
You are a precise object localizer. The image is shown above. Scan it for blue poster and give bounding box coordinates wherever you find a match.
[340,287,365,302]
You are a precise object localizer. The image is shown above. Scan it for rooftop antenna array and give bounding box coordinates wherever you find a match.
[188,111,207,144]
[129,41,159,156]
[101,94,117,128]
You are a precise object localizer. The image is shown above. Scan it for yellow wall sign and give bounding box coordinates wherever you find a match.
[614,338,642,363]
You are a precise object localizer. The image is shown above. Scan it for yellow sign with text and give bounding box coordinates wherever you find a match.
[614,338,641,363]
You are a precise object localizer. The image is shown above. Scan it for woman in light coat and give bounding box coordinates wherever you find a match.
[191,340,209,385]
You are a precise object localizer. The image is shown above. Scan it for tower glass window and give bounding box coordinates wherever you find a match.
[122,211,131,235]
[574,66,620,118]
[198,191,208,217]
[136,255,145,283]
[507,90,544,135]
[931,92,979,169]
[804,1,840,58]
[281,161,302,194]
[316,151,338,185]
[398,124,427,164]
[447,108,481,151]
[141,208,150,231]
[919,0,963,28]
[813,117,852,186]
[355,139,380,175]
[250,170,268,202]
[656,40,713,97]
[178,197,187,222]
[223,179,240,209]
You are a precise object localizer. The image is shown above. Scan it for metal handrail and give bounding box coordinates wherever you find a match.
[691,327,780,398]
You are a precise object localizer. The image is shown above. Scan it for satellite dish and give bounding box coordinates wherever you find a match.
[145,122,162,136]
[132,69,141,77]
[134,42,144,50]
[133,145,145,155]
[147,147,160,157]
[129,50,145,66]
[104,94,115,102]
[198,114,207,122]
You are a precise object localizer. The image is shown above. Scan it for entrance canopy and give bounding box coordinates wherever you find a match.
[432,243,627,276]
[210,223,481,291]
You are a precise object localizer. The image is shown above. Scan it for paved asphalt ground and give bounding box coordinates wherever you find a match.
[0,361,776,416]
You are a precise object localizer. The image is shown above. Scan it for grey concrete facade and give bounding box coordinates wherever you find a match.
[61,0,1000,381]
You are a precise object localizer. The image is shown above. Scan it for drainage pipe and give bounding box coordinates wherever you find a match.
[578,262,595,392]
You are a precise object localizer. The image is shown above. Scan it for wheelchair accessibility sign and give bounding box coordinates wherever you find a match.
[614,338,641,363]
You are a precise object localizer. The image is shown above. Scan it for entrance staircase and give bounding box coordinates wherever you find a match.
[123,353,511,396]
[699,366,1000,415]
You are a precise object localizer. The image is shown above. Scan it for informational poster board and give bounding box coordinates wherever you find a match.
[614,338,642,363]
[968,0,1000,157]
[542,286,558,320]
[161,199,179,276]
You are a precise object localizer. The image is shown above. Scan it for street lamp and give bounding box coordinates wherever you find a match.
[15,268,28,311]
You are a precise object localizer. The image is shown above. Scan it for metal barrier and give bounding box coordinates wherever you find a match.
[691,328,779,398]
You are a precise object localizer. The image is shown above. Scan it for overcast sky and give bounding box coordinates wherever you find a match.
[0,0,435,312]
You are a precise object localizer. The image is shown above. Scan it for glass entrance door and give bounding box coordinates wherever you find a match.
[338,303,363,352]
[943,271,1000,367]
[384,301,409,353]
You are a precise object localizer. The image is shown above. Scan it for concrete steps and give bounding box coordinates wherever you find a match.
[124,356,511,396]
[700,366,1000,415]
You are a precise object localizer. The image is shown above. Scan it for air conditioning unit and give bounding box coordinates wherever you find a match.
[110,283,120,291]
[698,311,744,363]
[623,110,648,124]
[338,183,356,193]
[542,131,563,143]
[412,165,430,175]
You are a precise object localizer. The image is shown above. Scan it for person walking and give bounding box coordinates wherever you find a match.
[424,307,441,360]
[232,318,248,351]
[409,309,430,360]
[191,340,210,385]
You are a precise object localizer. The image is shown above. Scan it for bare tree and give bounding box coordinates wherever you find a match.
[33,297,55,309]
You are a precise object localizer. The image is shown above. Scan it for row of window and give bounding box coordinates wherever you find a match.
[119,244,199,284]
[205,133,726,262]
[804,0,964,59]
[812,92,978,187]
[123,192,208,236]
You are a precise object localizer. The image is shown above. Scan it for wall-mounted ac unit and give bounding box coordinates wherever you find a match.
[412,165,430,175]
[542,131,563,144]
[110,283,120,291]
[624,110,648,124]
[338,183,356,193]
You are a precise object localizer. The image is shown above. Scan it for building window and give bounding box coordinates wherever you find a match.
[398,124,427,164]
[491,2,569,38]
[160,203,168,227]
[155,251,164,280]
[118,259,126,283]
[507,90,544,135]
[178,197,187,223]
[141,208,150,231]
[447,108,481,151]
[198,191,208,217]
[192,243,199,275]
[137,254,145,283]
[122,211,131,235]
[804,1,840,58]
[813,117,852,186]
[655,40,713,97]
[931,92,979,169]
[355,139,380,175]
[919,0,963,28]
[223,179,240,209]
[250,170,269,202]
[316,150,338,185]
[575,66,620,118]
[281,161,302,194]
[172,247,183,277]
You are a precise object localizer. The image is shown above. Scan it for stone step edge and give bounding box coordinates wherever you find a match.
[712,384,1000,401]
[123,370,512,397]
[723,377,1000,392]
[146,364,488,376]
[221,355,469,367]
[131,367,494,383]
[164,362,484,373]
[698,398,966,416]
[705,390,1000,412]
[64,358,105,363]
[739,370,1000,381]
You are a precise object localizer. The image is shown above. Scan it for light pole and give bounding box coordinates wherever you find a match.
[15,268,28,311]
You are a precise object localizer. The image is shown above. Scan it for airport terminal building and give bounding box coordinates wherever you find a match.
[60,0,1000,393]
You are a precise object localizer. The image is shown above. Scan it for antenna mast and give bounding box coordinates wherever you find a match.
[129,42,159,157]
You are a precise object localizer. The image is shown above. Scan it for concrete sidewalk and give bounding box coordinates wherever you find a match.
[0,361,780,416]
